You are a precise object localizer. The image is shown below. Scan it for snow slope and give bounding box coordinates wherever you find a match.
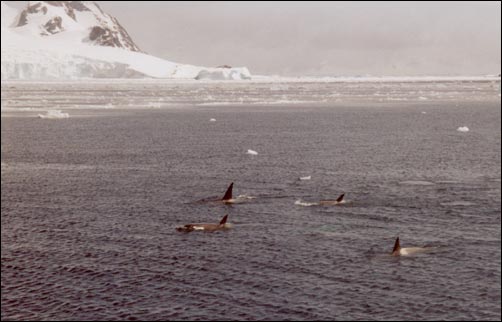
[1,1,252,80]
[1,1,18,27]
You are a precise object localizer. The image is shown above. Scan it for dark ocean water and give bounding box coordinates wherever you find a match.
[1,80,501,320]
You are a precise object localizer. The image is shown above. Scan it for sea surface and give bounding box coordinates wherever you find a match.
[1,80,501,320]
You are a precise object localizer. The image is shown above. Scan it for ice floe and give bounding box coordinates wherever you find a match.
[38,110,69,119]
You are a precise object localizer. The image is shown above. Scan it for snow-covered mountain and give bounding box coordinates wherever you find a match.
[1,1,251,80]
[15,1,141,51]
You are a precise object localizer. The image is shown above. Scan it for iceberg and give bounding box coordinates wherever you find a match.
[195,67,252,81]
[38,110,70,119]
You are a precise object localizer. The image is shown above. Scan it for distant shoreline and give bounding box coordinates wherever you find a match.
[1,75,500,84]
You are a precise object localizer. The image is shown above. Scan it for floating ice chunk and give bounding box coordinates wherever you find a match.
[38,110,69,119]
[270,84,289,91]
[195,67,251,80]
[457,126,469,132]
[147,102,162,108]
[247,149,258,155]
[299,176,311,181]
[198,102,234,106]
[254,99,314,105]
[210,118,216,122]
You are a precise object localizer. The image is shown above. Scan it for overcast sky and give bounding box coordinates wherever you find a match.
[8,1,502,76]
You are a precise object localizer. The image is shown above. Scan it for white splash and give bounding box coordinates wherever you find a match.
[400,180,435,186]
[209,118,216,122]
[295,199,318,207]
[299,175,311,181]
[237,194,256,200]
[398,247,425,256]
[38,110,69,119]
[247,149,258,155]
[421,111,427,114]
[457,126,469,132]
[440,201,475,207]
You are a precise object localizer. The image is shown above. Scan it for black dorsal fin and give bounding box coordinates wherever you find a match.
[336,193,345,203]
[221,182,233,201]
[392,237,401,254]
[219,214,228,225]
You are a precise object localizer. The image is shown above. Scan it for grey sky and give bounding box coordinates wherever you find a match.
[7,1,502,76]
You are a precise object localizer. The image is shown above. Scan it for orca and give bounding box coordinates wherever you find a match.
[221,182,234,204]
[197,182,236,204]
[391,237,431,256]
[199,182,255,204]
[176,214,231,233]
[319,193,346,206]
